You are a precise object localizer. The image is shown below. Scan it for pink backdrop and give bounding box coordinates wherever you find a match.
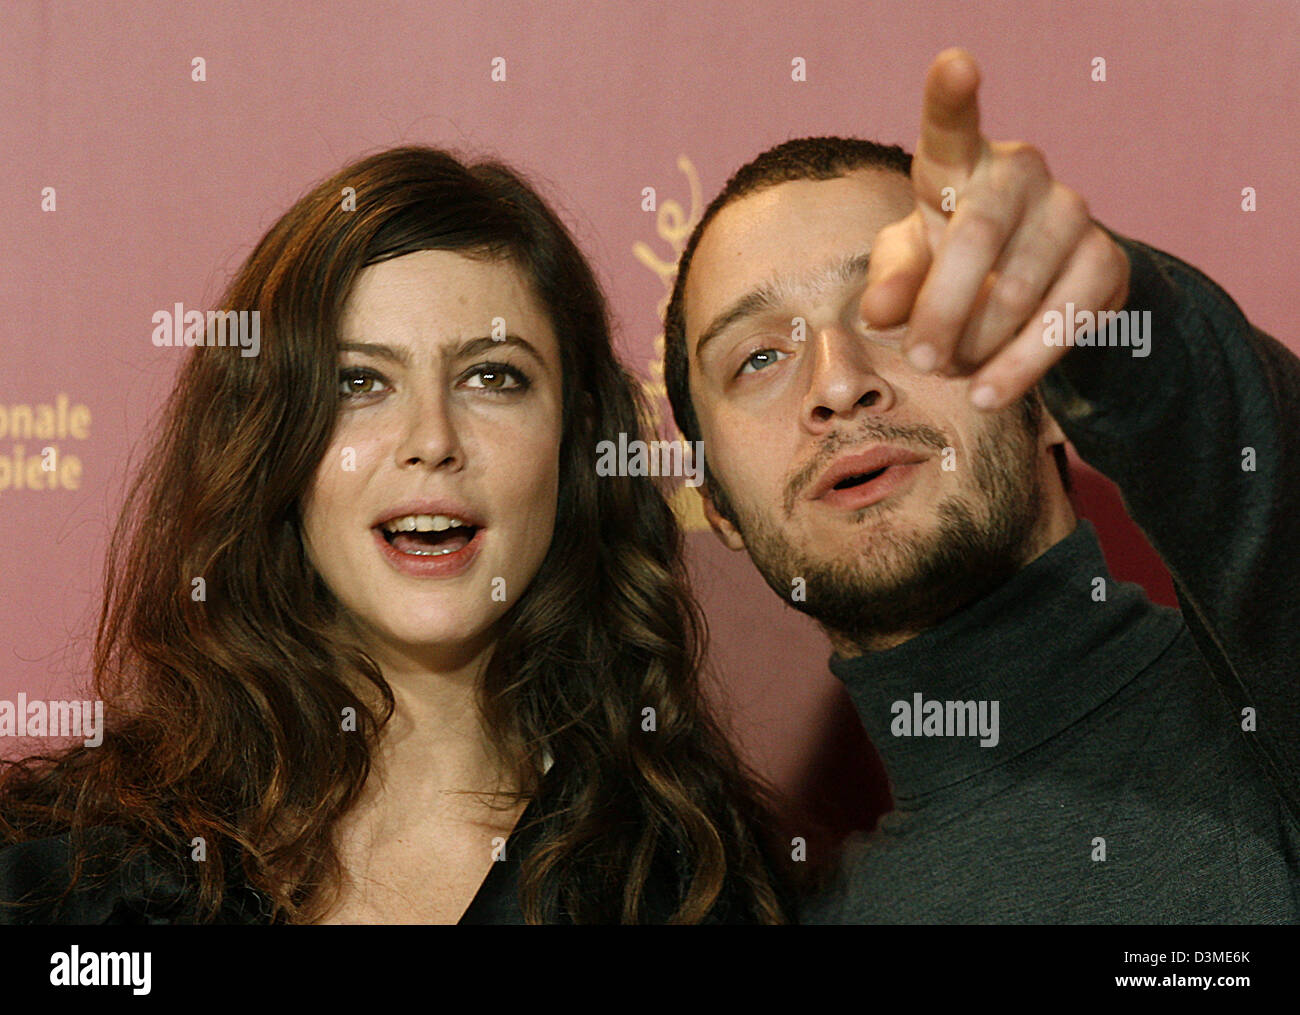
[3,0,1297,841]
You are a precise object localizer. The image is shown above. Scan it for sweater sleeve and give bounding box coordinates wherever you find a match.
[1037,231,1300,825]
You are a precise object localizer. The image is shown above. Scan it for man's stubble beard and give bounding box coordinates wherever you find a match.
[710,399,1046,652]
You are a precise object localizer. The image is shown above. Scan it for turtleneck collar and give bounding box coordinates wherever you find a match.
[828,520,1182,806]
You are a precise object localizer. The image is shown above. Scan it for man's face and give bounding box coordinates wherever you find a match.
[683,169,1060,652]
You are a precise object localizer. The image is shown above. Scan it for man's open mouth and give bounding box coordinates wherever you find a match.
[832,466,890,490]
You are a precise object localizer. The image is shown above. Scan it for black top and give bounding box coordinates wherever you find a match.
[802,233,1300,923]
[0,795,703,924]
[0,824,269,925]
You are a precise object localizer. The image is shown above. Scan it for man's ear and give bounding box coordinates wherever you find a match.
[699,486,747,552]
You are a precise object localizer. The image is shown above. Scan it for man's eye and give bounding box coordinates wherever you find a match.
[339,368,389,398]
[737,348,788,376]
[463,362,530,392]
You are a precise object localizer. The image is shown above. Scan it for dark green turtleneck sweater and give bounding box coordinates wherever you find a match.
[801,233,1300,923]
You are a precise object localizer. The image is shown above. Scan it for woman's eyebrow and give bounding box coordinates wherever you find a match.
[455,335,548,366]
[338,340,410,366]
[338,335,548,368]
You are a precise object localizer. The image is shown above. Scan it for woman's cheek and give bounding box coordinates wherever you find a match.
[326,424,384,474]
[506,438,561,557]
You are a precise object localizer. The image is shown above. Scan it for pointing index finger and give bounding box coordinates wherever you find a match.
[914,48,986,199]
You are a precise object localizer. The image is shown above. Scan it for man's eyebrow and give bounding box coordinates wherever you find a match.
[338,334,548,367]
[693,249,874,359]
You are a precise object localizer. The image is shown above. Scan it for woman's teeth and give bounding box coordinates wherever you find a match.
[382,513,473,533]
[380,514,477,556]
[393,540,465,556]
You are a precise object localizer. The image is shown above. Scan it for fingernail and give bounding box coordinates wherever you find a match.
[908,344,937,372]
[970,384,999,409]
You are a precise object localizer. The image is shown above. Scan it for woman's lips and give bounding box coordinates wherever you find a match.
[372,525,483,577]
[817,461,924,510]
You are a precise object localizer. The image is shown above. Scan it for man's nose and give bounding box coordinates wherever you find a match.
[800,322,898,430]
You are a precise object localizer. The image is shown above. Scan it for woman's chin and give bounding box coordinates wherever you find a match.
[359,617,499,666]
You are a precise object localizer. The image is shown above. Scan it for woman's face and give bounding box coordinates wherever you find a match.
[300,249,564,668]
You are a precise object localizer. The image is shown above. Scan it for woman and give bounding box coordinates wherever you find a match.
[0,146,793,923]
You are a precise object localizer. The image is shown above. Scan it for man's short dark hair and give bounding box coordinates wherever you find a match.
[662,135,1070,504]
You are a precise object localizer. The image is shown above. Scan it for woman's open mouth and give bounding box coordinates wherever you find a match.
[372,513,484,576]
[380,514,479,555]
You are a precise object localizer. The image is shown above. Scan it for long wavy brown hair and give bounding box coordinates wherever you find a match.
[0,146,793,923]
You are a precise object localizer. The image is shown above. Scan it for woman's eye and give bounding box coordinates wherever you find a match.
[737,348,788,376]
[338,368,389,398]
[463,362,529,392]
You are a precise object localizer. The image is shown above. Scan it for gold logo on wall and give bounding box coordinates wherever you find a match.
[632,155,708,531]
[0,394,90,494]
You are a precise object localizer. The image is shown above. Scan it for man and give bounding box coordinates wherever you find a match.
[664,49,1299,922]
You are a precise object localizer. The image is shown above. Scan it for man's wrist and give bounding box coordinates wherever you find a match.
[1039,228,1182,433]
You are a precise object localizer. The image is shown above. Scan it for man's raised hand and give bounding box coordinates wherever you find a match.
[860,48,1131,410]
